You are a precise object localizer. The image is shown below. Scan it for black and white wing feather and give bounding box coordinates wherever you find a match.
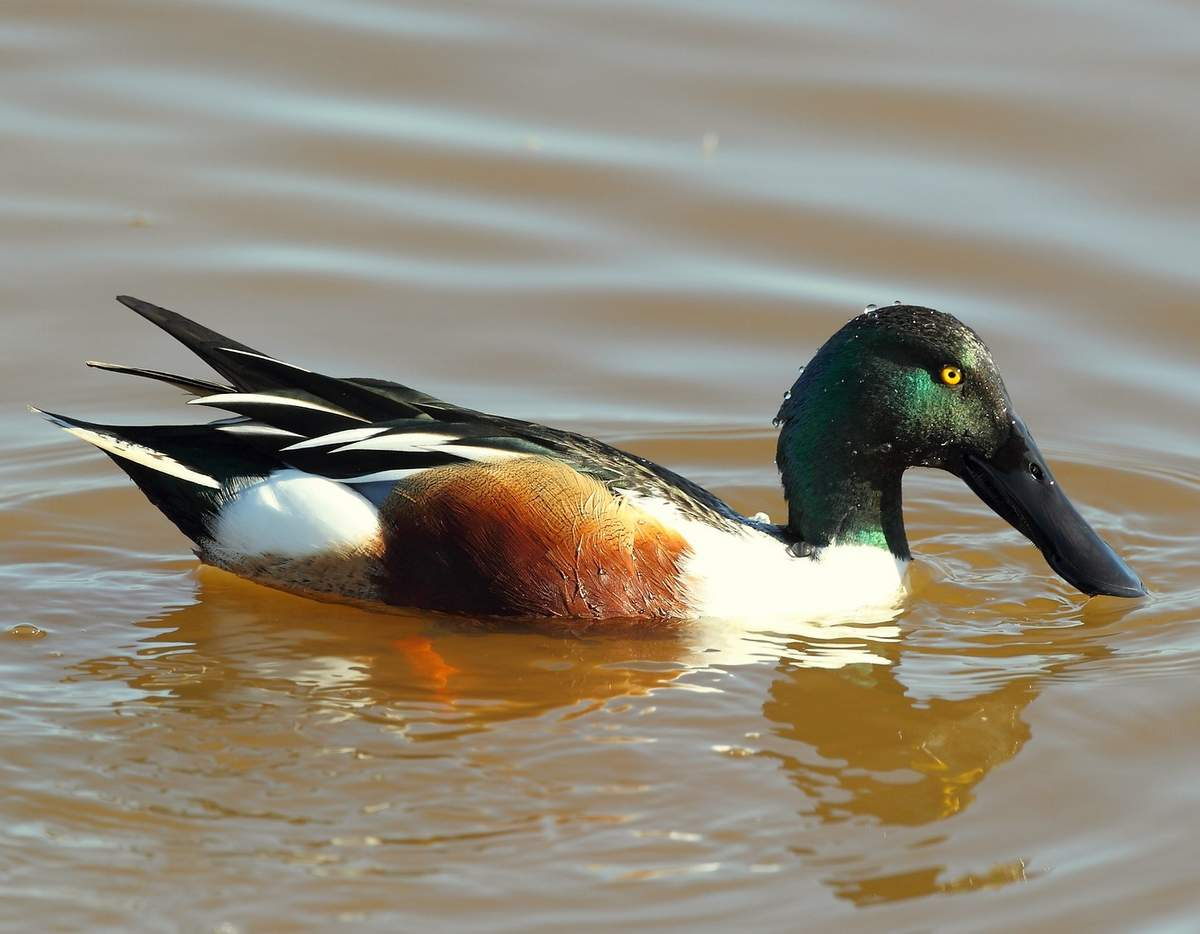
[37,296,746,544]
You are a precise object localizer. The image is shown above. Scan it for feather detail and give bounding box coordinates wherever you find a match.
[281,427,390,451]
[215,424,304,439]
[34,408,221,489]
[85,360,229,396]
[188,392,365,420]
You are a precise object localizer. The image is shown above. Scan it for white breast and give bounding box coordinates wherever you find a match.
[620,493,909,622]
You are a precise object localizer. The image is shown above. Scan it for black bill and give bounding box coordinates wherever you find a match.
[957,416,1146,598]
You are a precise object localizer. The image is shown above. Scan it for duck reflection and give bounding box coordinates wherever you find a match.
[78,569,1119,764]
[73,567,1131,907]
[763,599,1129,829]
[78,566,904,729]
[75,568,715,735]
[760,599,1131,905]
[763,641,1035,827]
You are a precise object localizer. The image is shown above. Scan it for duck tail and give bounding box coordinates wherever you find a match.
[83,360,229,396]
[31,407,278,544]
[114,294,269,390]
[113,295,416,421]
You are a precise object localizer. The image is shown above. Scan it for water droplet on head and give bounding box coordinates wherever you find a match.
[863,303,877,314]
[893,299,902,305]
[782,390,791,401]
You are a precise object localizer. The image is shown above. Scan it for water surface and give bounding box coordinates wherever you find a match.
[2,1,1199,929]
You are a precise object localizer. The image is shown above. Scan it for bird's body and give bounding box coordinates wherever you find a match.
[37,296,1143,623]
[186,457,907,620]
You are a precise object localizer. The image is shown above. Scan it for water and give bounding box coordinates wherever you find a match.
[2,1,1199,929]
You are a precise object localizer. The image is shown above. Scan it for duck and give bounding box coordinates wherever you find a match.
[35,296,1145,621]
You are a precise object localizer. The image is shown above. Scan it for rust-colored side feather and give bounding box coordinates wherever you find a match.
[378,458,691,619]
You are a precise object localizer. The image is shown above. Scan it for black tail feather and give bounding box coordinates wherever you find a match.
[85,360,229,396]
[115,295,267,388]
[345,376,464,419]
[34,408,280,545]
[115,295,430,420]
[207,348,417,420]
[102,454,220,544]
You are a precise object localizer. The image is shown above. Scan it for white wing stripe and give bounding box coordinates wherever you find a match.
[219,348,312,372]
[332,432,459,453]
[440,444,529,463]
[54,423,221,489]
[217,424,303,438]
[325,432,534,463]
[282,426,389,451]
[188,393,367,421]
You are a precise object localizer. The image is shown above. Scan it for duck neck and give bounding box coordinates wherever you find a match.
[776,436,910,560]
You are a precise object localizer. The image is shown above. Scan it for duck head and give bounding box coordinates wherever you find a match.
[775,304,1145,598]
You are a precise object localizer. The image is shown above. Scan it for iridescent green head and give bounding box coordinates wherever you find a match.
[775,305,1144,598]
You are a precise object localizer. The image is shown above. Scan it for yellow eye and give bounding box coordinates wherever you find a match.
[940,365,963,386]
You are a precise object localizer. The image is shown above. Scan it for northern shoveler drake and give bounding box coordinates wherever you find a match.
[35,297,1145,621]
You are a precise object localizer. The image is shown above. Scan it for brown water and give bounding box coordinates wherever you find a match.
[3,1,1199,929]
